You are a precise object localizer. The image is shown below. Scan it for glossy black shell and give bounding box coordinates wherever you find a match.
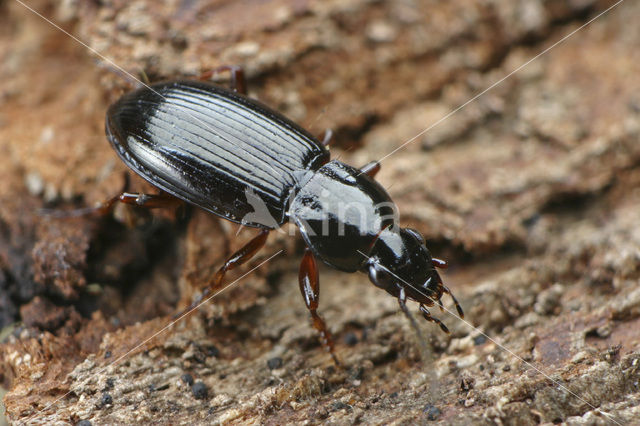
[106,80,329,228]
[290,161,397,272]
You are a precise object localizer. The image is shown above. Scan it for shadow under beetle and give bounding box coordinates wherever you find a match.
[103,66,463,363]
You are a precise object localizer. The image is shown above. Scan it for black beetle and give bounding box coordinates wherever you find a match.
[103,66,463,362]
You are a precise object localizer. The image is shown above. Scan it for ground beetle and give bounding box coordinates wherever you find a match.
[103,66,463,362]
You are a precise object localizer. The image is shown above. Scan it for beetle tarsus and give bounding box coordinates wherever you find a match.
[443,286,464,318]
[419,304,449,334]
[172,287,211,320]
[397,286,430,353]
[118,192,183,209]
[39,174,130,218]
[173,229,269,320]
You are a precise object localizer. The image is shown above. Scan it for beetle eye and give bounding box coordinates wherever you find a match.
[405,227,425,245]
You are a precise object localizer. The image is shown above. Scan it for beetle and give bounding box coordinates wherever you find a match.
[103,66,463,362]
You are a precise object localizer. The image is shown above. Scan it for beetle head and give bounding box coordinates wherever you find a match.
[364,227,463,330]
[365,227,442,302]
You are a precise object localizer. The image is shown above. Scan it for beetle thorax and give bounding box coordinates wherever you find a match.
[289,160,398,272]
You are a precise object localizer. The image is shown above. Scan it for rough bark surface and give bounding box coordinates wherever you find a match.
[1,0,639,424]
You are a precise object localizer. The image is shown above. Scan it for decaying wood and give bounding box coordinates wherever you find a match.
[1,0,639,424]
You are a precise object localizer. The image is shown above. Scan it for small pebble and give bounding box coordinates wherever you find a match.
[267,357,283,370]
[349,366,364,380]
[205,345,220,357]
[181,373,194,386]
[104,351,112,359]
[473,335,487,346]
[76,420,92,426]
[344,332,358,346]
[331,401,351,411]
[423,404,441,420]
[191,381,208,399]
[101,393,113,407]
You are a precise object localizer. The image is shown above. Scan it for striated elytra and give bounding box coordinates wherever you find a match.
[105,70,463,363]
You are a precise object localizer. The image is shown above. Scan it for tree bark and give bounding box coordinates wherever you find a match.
[1,0,639,424]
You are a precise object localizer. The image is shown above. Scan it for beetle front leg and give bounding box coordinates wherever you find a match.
[175,228,269,318]
[419,304,449,334]
[199,65,247,95]
[443,285,464,318]
[299,247,340,365]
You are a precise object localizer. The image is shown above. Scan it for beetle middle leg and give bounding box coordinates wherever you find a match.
[199,65,247,95]
[175,228,269,318]
[320,129,333,146]
[299,247,340,365]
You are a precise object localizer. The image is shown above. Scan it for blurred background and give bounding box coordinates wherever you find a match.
[1,0,639,424]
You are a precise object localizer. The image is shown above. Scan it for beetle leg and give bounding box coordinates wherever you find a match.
[40,174,131,218]
[419,304,449,334]
[94,192,183,224]
[397,286,430,352]
[299,247,340,365]
[321,129,333,146]
[175,228,269,319]
[211,228,269,290]
[116,192,183,209]
[41,190,184,220]
[359,161,381,178]
[432,257,448,269]
[443,286,464,318]
[199,65,247,95]
[397,287,422,335]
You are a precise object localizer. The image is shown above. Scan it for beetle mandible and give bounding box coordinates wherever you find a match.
[104,66,463,362]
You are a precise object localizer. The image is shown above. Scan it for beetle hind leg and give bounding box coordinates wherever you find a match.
[40,173,187,220]
[174,228,269,319]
